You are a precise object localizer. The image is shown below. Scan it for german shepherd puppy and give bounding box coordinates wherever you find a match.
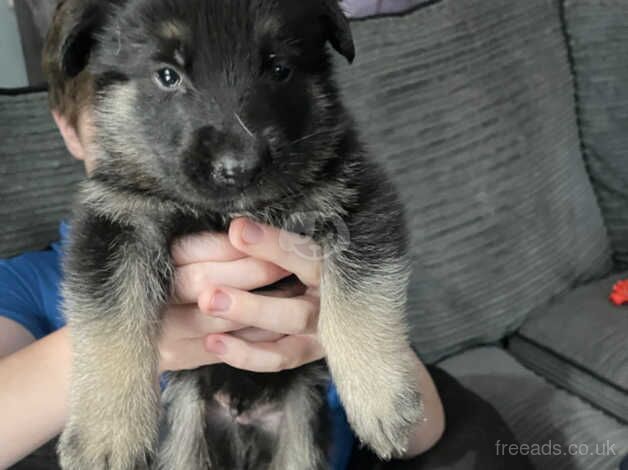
[46,0,422,468]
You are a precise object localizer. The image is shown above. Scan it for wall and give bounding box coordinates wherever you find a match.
[0,1,28,88]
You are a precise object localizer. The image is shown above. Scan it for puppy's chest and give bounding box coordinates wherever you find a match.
[195,364,329,468]
[203,395,285,469]
[207,391,284,435]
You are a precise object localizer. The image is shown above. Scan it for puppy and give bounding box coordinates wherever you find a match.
[48,0,423,468]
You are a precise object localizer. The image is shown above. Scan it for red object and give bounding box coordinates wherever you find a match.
[610,280,628,306]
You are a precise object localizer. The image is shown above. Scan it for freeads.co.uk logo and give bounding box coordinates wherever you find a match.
[278,212,350,261]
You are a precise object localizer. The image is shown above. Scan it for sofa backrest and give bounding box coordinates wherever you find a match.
[0,0,614,363]
[563,0,628,270]
[335,0,612,362]
[0,88,83,259]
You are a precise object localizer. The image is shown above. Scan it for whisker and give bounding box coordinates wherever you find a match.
[234,113,255,138]
[287,130,326,146]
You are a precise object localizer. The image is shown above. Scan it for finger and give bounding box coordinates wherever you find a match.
[199,287,319,335]
[205,334,324,373]
[173,257,290,304]
[159,338,222,372]
[229,218,321,287]
[162,304,244,339]
[171,232,245,266]
[232,327,285,343]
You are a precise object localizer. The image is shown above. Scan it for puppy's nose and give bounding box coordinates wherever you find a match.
[195,125,264,187]
[212,151,259,186]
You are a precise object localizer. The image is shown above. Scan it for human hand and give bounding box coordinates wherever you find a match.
[158,220,324,373]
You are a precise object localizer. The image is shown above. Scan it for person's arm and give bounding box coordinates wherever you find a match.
[0,220,444,467]
[206,219,445,458]
[404,353,445,458]
[0,229,320,468]
[0,321,71,469]
[0,317,36,357]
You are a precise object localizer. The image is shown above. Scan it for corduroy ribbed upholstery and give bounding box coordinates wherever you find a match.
[509,271,628,423]
[2,3,628,470]
[335,0,612,362]
[439,347,628,470]
[0,1,614,365]
[563,0,628,269]
[0,90,84,259]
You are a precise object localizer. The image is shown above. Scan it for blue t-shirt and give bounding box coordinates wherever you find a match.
[0,223,354,469]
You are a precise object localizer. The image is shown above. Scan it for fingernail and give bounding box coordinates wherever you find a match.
[242,221,263,244]
[210,291,231,312]
[206,339,227,355]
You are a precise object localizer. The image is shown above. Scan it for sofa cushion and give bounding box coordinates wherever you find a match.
[509,272,628,422]
[439,347,628,470]
[336,0,612,362]
[342,0,428,18]
[0,89,84,259]
[563,0,628,268]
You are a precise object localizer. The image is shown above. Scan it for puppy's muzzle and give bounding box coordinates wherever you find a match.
[191,125,266,188]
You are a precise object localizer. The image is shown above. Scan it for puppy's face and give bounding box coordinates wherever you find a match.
[57,0,354,211]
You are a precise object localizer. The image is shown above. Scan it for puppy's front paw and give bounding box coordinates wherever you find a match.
[340,357,423,459]
[58,421,153,470]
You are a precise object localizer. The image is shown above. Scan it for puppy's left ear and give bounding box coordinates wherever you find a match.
[59,1,108,77]
[321,0,355,63]
[43,0,112,80]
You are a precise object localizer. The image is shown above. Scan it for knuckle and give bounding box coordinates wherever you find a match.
[273,354,289,372]
[291,311,310,335]
[175,266,196,297]
[233,348,252,369]
[193,266,209,290]
[293,300,316,334]
[260,263,279,285]
[247,261,266,284]
[311,264,322,286]
[170,238,187,262]
[159,346,177,370]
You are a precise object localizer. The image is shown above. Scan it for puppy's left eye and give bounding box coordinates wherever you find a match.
[155,67,182,89]
[267,55,292,82]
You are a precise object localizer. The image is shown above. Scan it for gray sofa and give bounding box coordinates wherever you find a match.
[1,0,627,469]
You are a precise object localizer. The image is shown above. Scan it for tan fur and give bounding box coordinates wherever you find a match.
[269,371,328,470]
[318,255,423,459]
[158,376,211,470]
[59,235,172,469]
[80,180,196,225]
[158,20,190,42]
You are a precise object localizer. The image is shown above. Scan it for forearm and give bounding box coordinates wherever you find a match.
[402,349,445,459]
[0,327,71,468]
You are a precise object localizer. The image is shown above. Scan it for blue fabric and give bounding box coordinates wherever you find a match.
[0,222,354,469]
[0,223,67,340]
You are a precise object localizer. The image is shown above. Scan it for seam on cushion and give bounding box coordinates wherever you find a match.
[558,0,616,268]
[558,0,591,179]
[510,336,628,425]
[0,84,48,95]
[510,333,628,395]
[350,0,447,22]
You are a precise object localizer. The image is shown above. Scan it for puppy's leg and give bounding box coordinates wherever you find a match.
[157,372,210,470]
[58,214,172,470]
[270,370,328,470]
[318,196,423,459]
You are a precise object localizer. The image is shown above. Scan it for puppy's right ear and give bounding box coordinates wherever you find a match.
[321,0,355,63]
[51,0,109,78]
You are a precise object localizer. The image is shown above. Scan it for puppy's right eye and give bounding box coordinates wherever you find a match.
[155,67,182,89]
